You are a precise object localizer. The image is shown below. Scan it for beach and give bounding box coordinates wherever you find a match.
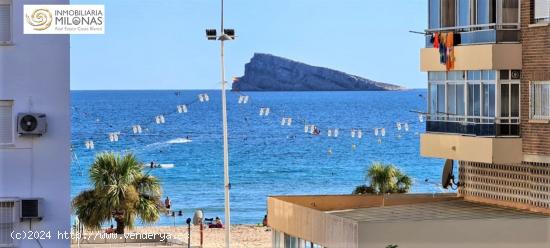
[135,225,272,248]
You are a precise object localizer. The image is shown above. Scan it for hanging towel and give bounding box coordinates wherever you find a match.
[439,33,447,64]
[433,32,440,48]
[446,32,455,71]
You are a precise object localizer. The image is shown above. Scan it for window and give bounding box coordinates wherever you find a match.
[284,234,298,248]
[0,0,11,44]
[441,0,457,27]
[500,0,519,25]
[458,0,471,26]
[476,0,496,25]
[429,0,441,29]
[535,0,550,23]
[500,70,520,120]
[531,82,550,120]
[0,100,13,145]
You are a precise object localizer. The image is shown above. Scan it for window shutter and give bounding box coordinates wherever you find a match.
[0,101,13,144]
[535,0,550,21]
[0,4,10,43]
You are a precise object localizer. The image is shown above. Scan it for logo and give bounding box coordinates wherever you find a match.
[24,5,104,34]
[25,9,53,31]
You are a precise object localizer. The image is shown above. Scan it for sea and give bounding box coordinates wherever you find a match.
[71,90,449,226]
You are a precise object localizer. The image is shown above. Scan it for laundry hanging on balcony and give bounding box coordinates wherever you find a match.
[432,32,440,48]
[445,32,455,71]
[436,32,455,71]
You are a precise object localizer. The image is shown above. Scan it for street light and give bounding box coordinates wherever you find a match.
[205,0,235,247]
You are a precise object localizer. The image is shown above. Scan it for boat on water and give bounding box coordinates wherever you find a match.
[142,163,175,169]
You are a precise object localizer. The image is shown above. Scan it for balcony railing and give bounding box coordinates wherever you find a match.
[425,23,520,47]
[426,114,520,137]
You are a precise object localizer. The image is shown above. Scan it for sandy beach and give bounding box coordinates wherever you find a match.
[134,225,272,248]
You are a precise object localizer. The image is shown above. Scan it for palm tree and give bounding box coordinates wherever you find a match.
[72,152,162,234]
[353,162,412,195]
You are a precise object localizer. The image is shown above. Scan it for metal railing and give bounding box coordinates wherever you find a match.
[426,23,520,33]
[425,113,520,137]
[425,23,521,47]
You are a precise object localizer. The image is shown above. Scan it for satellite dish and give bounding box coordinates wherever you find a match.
[441,159,455,189]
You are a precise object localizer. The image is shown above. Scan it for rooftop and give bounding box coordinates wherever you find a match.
[327,200,547,223]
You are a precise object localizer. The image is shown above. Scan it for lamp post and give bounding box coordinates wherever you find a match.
[186,218,192,248]
[206,0,236,247]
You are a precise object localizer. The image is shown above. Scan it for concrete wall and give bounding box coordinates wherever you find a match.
[358,218,550,248]
[420,44,522,72]
[268,194,460,248]
[0,0,70,247]
[420,133,523,164]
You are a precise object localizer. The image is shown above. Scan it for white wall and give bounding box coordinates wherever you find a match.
[0,0,70,247]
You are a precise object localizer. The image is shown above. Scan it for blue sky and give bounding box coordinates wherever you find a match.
[71,0,427,90]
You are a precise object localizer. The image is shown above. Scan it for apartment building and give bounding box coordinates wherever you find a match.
[267,1,550,247]
[421,0,550,214]
[0,0,71,247]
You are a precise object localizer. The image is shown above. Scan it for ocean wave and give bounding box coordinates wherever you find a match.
[143,137,192,149]
[166,138,192,144]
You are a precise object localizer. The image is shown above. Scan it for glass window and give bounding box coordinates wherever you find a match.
[511,84,519,117]
[501,84,510,117]
[458,0,471,26]
[535,0,550,23]
[441,0,457,27]
[430,83,438,114]
[481,70,496,80]
[429,0,441,29]
[284,234,298,248]
[468,84,481,117]
[501,0,519,24]
[476,0,495,25]
[0,1,11,43]
[468,70,481,80]
[483,83,496,117]
[457,84,465,115]
[448,84,457,115]
[437,84,446,114]
[531,82,550,120]
[500,70,510,80]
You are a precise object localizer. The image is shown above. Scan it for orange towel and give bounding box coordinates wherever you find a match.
[446,32,455,70]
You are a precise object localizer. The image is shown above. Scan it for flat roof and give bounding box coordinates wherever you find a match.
[327,200,549,223]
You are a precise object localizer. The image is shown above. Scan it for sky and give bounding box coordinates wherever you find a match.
[70,0,427,90]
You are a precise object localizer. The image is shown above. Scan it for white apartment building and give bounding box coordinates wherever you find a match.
[0,0,71,247]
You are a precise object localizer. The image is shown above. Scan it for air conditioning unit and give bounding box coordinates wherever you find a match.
[20,198,42,221]
[17,113,47,136]
[0,198,20,247]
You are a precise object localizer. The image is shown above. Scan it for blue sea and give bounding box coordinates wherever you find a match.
[71,90,447,226]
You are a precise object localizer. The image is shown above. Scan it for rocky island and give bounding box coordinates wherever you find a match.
[232,53,403,91]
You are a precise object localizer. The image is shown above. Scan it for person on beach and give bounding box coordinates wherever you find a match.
[105,225,114,234]
[262,215,268,227]
[209,217,224,228]
[165,197,171,209]
[150,161,154,169]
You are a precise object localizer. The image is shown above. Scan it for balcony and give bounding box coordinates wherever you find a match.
[426,115,520,137]
[421,115,522,164]
[420,43,522,72]
[424,23,521,48]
